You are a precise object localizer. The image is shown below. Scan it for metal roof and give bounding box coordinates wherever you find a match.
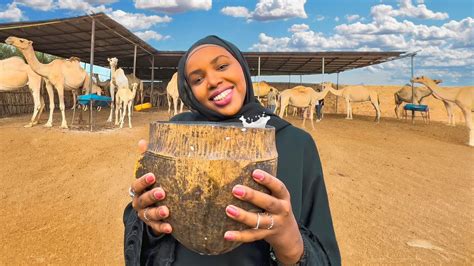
[0,13,406,81]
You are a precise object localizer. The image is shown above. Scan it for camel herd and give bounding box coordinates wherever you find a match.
[0,36,472,146]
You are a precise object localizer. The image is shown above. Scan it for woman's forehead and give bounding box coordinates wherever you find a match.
[186,45,234,66]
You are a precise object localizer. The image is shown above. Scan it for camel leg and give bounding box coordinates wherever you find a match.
[459,107,473,146]
[173,97,178,116]
[107,84,115,122]
[25,87,43,128]
[301,108,307,128]
[56,85,68,129]
[371,97,381,122]
[310,106,315,130]
[71,90,77,110]
[128,101,133,128]
[394,104,400,119]
[35,95,45,124]
[345,99,352,119]
[115,97,121,126]
[167,95,172,115]
[442,101,455,126]
[180,100,184,113]
[44,80,55,127]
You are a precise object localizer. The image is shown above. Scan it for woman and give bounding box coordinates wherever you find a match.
[124,35,340,265]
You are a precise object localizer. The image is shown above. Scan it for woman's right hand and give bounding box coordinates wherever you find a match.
[131,139,173,235]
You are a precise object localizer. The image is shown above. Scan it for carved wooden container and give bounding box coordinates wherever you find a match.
[135,121,277,255]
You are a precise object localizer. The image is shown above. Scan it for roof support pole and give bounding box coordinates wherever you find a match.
[411,54,415,103]
[321,57,325,83]
[133,45,137,77]
[257,56,261,98]
[300,75,302,85]
[89,17,95,131]
[335,72,339,114]
[150,56,155,106]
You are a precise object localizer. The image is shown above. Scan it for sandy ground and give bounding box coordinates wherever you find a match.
[0,105,473,264]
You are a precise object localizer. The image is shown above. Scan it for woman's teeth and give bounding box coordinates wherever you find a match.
[212,89,231,101]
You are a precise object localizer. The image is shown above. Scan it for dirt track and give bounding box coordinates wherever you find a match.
[0,107,472,264]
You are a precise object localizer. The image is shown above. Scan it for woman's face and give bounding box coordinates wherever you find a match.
[185,45,246,116]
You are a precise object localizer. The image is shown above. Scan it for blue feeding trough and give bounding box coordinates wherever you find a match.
[77,94,112,107]
[404,103,429,112]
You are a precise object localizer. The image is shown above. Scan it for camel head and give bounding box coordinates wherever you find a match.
[5,36,32,50]
[107,57,118,69]
[411,76,442,85]
[320,82,333,91]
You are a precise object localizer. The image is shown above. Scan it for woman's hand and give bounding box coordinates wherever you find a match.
[224,169,304,264]
[130,139,173,235]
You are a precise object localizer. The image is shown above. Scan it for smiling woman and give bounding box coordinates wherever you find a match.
[123,35,341,266]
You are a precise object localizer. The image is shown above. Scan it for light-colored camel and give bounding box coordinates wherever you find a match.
[117,82,138,128]
[412,76,474,146]
[126,73,144,105]
[107,57,129,123]
[0,56,51,127]
[6,36,90,129]
[278,83,331,129]
[166,72,183,116]
[328,84,381,122]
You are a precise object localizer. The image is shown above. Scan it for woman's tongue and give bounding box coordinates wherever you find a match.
[212,89,233,107]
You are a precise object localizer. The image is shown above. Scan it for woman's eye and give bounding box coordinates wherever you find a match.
[193,77,203,85]
[218,64,228,70]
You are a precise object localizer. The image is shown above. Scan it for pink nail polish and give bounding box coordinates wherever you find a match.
[224,232,235,241]
[154,190,163,200]
[146,174,155,184]
[253,171,264,181]
[232,186,245,197]
[226,206,239,217]
[159,208,166,217]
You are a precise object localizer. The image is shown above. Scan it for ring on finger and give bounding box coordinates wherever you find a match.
[128,187,136,199]
[253,212,261,230]
[265,213,274,230]
[143,207,151,222]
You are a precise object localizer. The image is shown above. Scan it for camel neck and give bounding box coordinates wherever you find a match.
[422,81,458,100]
[22,46,50,78]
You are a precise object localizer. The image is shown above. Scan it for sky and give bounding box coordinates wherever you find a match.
[0,0,473,86]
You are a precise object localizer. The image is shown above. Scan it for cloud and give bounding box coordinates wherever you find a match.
[250,1,473,84]
[14,0,54,11]
[222,0,307,21]
[134,0,211,14]
[57,0,112,13]
[345,14,361,22]
[109,10,172,31]
[334,16,339,22]
[135,30,170,42]
[221,6,250,18]
[315,15,325,21]
[371,0,448,20]
[0,3,24,22]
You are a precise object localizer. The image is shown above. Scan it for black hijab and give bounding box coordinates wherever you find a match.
[175,35,290,132]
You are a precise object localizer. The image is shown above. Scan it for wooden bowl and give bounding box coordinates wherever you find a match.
[135,121,277,255]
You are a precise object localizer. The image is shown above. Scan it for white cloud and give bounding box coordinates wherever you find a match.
[289,23,309,33]
[14,0,53,11]
[346,14,360,22]
[222,0,307,21]
[371,0,448,21]
[0,3,24,21]
[334,16,339,22]
[134,0,211,14]
[315,15,325,21]
[135,30,170,42]
[220,6,250,18]
[57,0,111,13]
[250,1,473,84]
[109,10,172,31]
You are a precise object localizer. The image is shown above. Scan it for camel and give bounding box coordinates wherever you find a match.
[117,82,138,128]
[107,57,129,123]
[93,73,110,93]
[412,76,474,146]
[71,74,103,110]
[0,56,52,127]
[278,83,331,129]
[6,36,90,129]
[328,84,381,122]
[166,72,183,116]
[126,73,144,105]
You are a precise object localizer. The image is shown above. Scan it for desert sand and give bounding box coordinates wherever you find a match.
[0,88,473,264]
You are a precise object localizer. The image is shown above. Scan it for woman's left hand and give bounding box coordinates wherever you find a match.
[224,169,304,264]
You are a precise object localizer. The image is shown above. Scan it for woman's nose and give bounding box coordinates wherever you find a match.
[206,71,223,89]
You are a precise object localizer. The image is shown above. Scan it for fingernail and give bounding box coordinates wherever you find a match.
[252,170,264,181]
[232,186,245,197]
[154,190,164,200]
[146,174,155,184]
[164,225,172,234]
[224,232,235,241]
[226,206,239,217]
[159,208,166,217]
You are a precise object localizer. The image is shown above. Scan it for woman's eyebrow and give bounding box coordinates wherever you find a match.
[188,55,230,77]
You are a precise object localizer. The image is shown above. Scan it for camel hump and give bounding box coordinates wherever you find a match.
[67,56,81,62]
